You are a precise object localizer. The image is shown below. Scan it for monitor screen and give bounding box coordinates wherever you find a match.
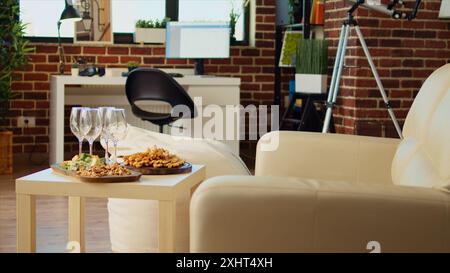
[166,22,230,59]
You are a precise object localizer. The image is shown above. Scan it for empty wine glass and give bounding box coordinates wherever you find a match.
[80,108,102,155]
[105,108,128,163]
[98,107,115,162]
[70,107,85,156]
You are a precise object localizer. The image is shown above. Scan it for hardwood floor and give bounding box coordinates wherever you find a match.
[0,165,111,253]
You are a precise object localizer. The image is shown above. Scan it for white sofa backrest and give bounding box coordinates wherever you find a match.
[255,131,399,184]
[392,63,450,189]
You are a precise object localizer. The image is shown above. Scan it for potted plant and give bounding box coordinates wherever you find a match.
[229,6,240,43]
[127,61,139,72]
[0,0,33,174]
[295,39,328,94]
[71,63,79,76]
[134,17,170,44]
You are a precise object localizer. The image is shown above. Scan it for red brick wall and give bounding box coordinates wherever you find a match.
[8,1,276,155]
[325,0,450,137]
[7,0,450,157]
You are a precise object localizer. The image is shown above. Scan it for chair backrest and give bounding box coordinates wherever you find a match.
[391,63,450,190]
[125,68,196,118]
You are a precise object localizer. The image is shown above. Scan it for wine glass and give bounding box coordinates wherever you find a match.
[105,108,128,163]
[70,107,85,156]
[80,108,102,155]
[98,107,115,162]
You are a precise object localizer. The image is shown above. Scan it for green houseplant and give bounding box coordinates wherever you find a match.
[127,61,139,72]
[0,0,33,173]
[71,61,79,76]
[295,39,328,93]
[229,6,240,43]
[134,17,170,44]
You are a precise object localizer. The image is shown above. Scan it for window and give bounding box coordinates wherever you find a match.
[20,0,249,44]
[179,0,247,41]
[112,0,165,33]
[20,0,74,38]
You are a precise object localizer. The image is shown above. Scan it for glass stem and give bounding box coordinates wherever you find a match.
[105,139,109,162]
[113,142,118,163]
[89,141,93,155]
[78,140,83,156]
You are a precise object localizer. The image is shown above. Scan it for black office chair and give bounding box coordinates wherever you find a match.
[125,68,196,133]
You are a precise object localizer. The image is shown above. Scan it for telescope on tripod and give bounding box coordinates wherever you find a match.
[322,0,422,139]
[348,0,421,19]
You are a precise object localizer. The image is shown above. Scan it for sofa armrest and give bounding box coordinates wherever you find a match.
[255,131,400,185]
[190,176,450,253]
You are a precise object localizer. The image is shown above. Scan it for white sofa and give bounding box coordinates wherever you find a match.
[190,64,450,252]
[107,126,250,252]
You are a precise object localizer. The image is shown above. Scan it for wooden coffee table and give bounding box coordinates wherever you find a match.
[15,165,205,253]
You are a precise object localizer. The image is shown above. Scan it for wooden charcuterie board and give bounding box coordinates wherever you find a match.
[51,164,142,183]
[125,162,192,175]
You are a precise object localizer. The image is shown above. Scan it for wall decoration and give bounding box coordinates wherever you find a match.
[279,30,303,67]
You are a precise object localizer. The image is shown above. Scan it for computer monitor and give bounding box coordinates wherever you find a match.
[165,22,230,75]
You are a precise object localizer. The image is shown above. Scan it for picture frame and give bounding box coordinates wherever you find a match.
[279,30,303,67]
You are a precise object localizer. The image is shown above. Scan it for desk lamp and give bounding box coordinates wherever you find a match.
[57,0,81,74]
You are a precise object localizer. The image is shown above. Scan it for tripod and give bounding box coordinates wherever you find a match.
[322,3,403,139]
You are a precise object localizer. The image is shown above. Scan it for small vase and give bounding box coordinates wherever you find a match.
[71,68,79,76]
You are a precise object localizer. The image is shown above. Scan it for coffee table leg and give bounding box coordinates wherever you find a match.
[16,194,36,253]
[159,200,176,253]
[68,196,85,253]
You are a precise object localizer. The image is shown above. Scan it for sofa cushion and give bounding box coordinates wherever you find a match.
[392,64,450,190]
[107,125,250,252]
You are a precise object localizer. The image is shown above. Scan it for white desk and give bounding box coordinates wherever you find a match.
[50,75,240,163]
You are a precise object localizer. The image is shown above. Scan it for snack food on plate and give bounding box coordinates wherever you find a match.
[60,153,131,177]
[61,153,104,172]
[76,163,131,177]
[123,146,185,169]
